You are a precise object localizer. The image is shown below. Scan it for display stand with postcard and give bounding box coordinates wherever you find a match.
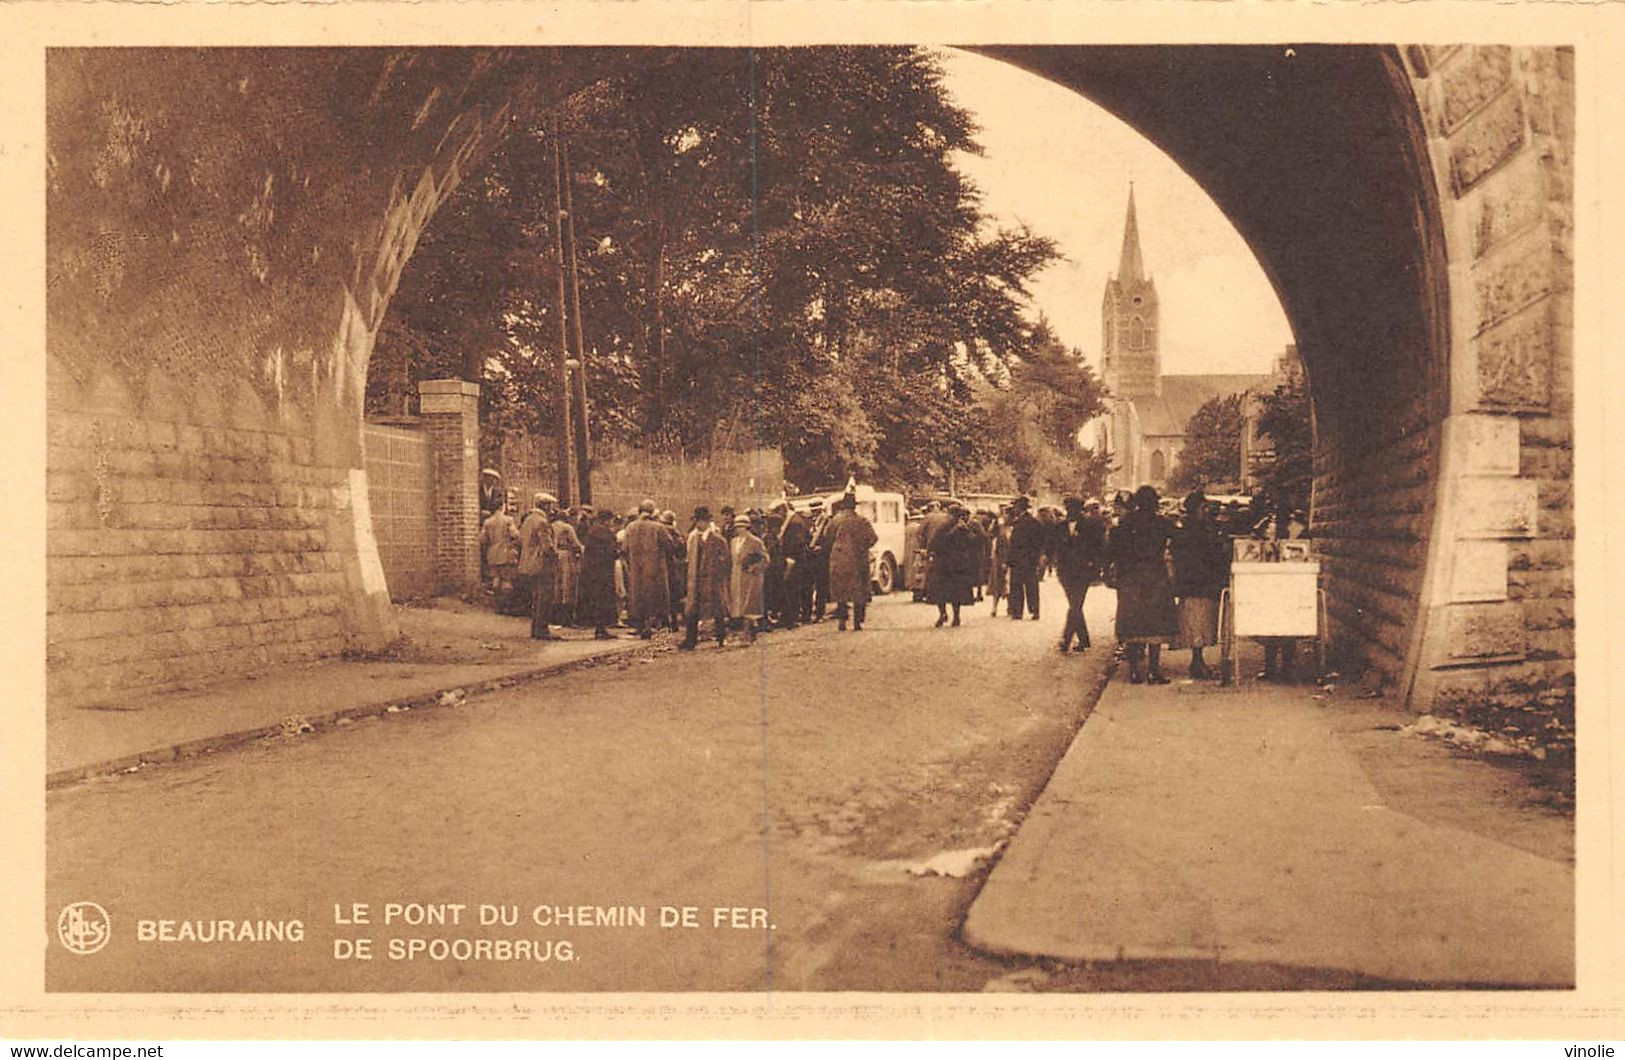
[1218,537,1328,685]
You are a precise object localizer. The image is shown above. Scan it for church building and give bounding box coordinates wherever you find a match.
[1093,187,1270,493]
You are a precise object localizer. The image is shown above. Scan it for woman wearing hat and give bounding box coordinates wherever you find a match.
[987,505,1012,616]
[579,509,621,640]
[1170,489,1229,678]
[551,506,585,628]
[728,514,769,641]
[1106,485,1178,683]
[926,504,978,628]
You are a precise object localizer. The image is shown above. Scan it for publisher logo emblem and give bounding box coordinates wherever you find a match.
[57,901,111,955]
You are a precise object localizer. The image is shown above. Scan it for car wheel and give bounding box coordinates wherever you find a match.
[876,554,896,595]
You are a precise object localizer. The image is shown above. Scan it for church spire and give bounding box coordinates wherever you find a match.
[1117,184,1145,284]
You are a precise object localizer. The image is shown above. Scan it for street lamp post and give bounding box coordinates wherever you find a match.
[562,137,593,505]
[550,119,577,507]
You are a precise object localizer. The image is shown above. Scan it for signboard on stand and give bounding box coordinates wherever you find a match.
[1230,561,1321,638]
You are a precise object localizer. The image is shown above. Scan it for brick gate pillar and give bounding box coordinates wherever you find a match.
[418,378,482,594]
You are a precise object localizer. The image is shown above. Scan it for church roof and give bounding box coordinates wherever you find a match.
[1134,373,1268,437]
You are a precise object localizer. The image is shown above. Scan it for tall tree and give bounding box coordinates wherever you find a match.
[1168,393,1246,494]
[976,318,1107,497]
[1254,375,1314,511]
[374,47,1062,490]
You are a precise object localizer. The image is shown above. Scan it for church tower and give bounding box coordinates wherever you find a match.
[1101,186,1160,400]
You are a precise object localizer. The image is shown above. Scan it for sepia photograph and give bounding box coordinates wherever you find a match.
[3,0,1617,1040]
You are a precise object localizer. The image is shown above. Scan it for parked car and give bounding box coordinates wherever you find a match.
[789,483,908,594]
[958,492,1019,514]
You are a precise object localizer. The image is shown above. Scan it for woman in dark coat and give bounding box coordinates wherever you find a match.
[927,506,979,627]
[1107,484,1178,684]
[968,511,991,603]
[987,508,1011,616]
[579,509,622,640]
[1169,490,1230,678]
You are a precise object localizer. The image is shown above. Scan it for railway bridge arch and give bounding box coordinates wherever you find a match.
[45,45,1572,733]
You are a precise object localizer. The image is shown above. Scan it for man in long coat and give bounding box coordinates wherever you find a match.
[825,493,878,632]
[660,510,685,631]
[682,506,731,649]
[773,501,811,630]
[804,499,831,622]
[480,503,521,615]
[1054,496,1108,653]
[517,492,560,641]
[1005,496,1046,621]
[916,501,955,604]
[761,507,785,628]
[579,508,621,640]
[622,500,677,639]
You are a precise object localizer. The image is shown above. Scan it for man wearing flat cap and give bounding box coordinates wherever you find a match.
[622,498,678,640]
[517,492,560,640]
[803,497,831,622]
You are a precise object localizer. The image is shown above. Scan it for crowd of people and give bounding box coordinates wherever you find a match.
[908,486,1310,682]
[477,484,1310,680]
[479,490,881,651]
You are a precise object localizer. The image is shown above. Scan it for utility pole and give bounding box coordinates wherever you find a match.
[562,137,593,505]
[550,118,577,507]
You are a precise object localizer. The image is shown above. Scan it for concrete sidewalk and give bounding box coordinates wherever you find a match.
[47,599,655,787]
[962,654,1575,988]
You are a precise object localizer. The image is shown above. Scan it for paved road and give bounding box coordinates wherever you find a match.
[47,582,1113,992]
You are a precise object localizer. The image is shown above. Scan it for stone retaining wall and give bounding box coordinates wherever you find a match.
[47,405,349,703]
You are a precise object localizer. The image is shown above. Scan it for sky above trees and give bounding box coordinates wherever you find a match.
[935,47,1296,378]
